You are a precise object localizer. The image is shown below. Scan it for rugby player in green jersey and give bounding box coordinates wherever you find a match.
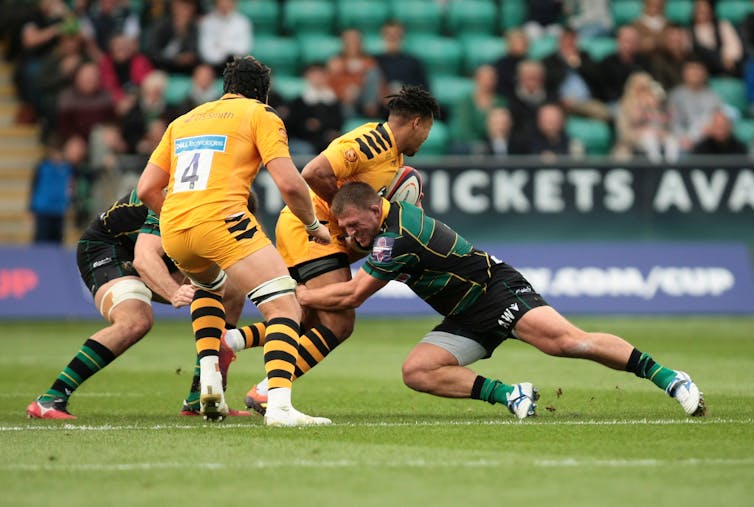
[295,182,706,419]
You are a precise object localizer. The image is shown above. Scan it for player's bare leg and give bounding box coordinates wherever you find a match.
[514,306,705,416]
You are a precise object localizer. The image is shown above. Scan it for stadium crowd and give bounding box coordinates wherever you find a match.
[3,0,754,239]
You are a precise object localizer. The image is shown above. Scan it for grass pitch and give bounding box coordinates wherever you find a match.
[1,316,753,507]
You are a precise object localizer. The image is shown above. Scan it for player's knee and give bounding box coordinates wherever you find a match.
[322,314,355,341]
[401,361,432,393]
[544,331,589,358]
[113,314,153,345]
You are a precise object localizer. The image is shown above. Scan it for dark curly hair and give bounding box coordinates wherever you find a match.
[222,56,271,101]
[385,85,440,121]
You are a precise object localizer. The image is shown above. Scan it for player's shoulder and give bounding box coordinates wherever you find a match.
[329,122,396,163]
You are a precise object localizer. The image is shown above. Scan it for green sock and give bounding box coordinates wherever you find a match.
[472,376,515,405]
[626,349,677,390]
[183,356,201,409]
[38,339,116,403]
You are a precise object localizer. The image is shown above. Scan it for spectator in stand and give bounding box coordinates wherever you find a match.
[99,33,153,102]
[374,20,429,97]
[449,65,507,155]
[598,25,652,106]
[525,102,583,160]
[14,0,73,123]
[198,0,252,75]
[564,0,613,39]
[144,0,202,75]
[167,64,221,120]
[327,29,382,119]
[117,70,169,153]
[742,11,754,115]
[493,29,528,100]
[690,0,744,76]
[633,0,668,55]
[543,28,610,121]
[651,24,695,92]
[692,110,748,155]
[55,61,115,142]
[508,60,558,153]
[614,73,679,163]
[29,135,86,244]
[286,63,344,155]
[481,106,519,157]
[79,0,140,59]
[522,0,563,42]
[668,58,723,153]
[136,117,168,156]
[37,31,89,141]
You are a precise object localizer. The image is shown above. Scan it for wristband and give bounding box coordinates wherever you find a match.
[304,218,320,232]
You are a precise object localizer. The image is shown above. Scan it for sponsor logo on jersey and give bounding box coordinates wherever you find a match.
[92,257,112,269]
[174,135,227,154]
[371,236,394,263]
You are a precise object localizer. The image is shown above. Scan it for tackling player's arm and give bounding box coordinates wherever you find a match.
[133,233,194,307]
[296,268,387,310]
[266,156,331,245]
[301,153,338,204]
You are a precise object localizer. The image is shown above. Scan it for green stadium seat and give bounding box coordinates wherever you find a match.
[446,0,498,36]
[238,0,280,35]
[715,0,754,23]
[271,75,306,101]
[341,116,377,134]
[566,116,613,155]
[283,0,336,35]
[611,0,643,26]
[337,0,391,33]
[165,74,192,105]
[709,77,749,115]
[404,35,463,78]
[579,36,617,62]
[665,0,693,25]
[733,118,754,145]
[460,34,506,74]
[429,75,475,109]
[416,119,449,156]
[389,0,443,35]
[500,0,526,31]
[252,36,300,76]
[362,32,384,54]
[527,35,558,60]
[297,34,342,66]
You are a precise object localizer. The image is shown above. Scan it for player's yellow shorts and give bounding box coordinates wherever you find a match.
[276,205,350,268]
[161,210,271,273]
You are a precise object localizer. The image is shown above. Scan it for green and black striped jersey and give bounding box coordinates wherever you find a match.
[362,201,499,316]
[81,189,161,246]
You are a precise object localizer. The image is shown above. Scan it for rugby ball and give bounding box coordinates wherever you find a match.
[384,166,423,205]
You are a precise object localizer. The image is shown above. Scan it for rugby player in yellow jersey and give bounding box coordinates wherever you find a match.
[236,86,440,414]
[137,56,332,426]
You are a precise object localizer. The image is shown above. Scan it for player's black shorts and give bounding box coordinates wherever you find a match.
[76,239,139,296]
[432,262,549,357]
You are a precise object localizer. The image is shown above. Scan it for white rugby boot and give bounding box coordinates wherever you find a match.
[666,371,706,416]
[506,382,540,419]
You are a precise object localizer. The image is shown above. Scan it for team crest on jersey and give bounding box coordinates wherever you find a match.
[344,148,358,170]
[278,128,288,141]
[371,236,394,263]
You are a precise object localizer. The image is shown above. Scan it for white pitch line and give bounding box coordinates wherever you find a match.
[2,457,753,472]
[0,417,750,432]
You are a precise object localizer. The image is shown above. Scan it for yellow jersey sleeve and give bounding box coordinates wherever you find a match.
[251,105,292,166]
